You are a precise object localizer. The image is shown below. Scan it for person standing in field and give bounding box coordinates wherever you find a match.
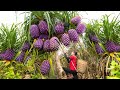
[63,51,78,79]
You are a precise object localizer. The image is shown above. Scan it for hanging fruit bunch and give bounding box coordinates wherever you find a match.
[84,19,104,56]
[61,13,86,47]
[22,11,86,77]
[40,60,50,75]
[26,11,87,50]
[85,14,120,55]
[0,24,25,63]
[85,14,120,77]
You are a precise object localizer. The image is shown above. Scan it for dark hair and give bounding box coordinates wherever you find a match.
[74,51,77,56]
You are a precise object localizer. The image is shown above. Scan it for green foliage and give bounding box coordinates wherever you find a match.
[106,60,120,79]
[0,58,40,79]
[31,73,41,79]
[84,20,101,48]
[0,62,23,79]
[101,14,120,42]
[85,14,120,47]
[0,23,26,52]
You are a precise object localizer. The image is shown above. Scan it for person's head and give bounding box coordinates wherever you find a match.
[71,51,77,56]
[74,51,77,56]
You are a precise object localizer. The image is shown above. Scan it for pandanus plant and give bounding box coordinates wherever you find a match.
[85,14,120,77]
[22,11,82,79]
[99,14,120,75]
[0,23,25,61]
[84,19,104,56]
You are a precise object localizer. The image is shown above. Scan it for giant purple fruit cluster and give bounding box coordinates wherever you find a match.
[38,20,48,34]
[29,16,86,49]
[71,16,81,25]
[30,25,40,39]
[16,51,25,62]
[76,23,86,34]
[43,39,51,52]
[55,22,64,34]
[95,43,104,54]
[105,41,118,53]
[68,29,79,42]
[50,37,59,51]
[89,34,99,43]
[40,60,50,75]
[61,33,70,46]
[3,49,14,60]
[34,39,43,50]
[21,41,31,52]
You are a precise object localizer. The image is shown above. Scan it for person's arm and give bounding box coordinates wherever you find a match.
[64,53,70,63]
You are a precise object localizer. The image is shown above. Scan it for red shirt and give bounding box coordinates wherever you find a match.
[69,55,77,71]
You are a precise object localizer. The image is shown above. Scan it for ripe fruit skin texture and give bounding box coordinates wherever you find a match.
[76,23,86,34]
[105,41,117,53]
[68,29,79,42]
[21,41,31,52]
[33,39,43,50]
[38,20,48,34]
[16,51,25,62]
[71,16,81,25]
[89,34,99,43]
[30,24,40,39]
[55,22,64,34]
[40,60,50,75]
[0,51,5,60]
[61,33,70,46]
[3,49,14,60]
[115,44,120,52]
[95,43,104,54]
[43,39,51,52]
[50,37,59,51]
[39,34,48,40]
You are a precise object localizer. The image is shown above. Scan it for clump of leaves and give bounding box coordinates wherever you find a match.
[0,61,24,79]
[0,23,26,52]
[106,60,120,79]
[0,56,38,79]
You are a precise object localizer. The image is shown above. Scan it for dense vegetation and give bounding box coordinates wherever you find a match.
[0,11,120,79]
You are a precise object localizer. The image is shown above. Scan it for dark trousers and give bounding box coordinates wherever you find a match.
[63,67,78,79]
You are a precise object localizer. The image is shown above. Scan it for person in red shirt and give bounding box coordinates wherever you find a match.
[63,51,78,79]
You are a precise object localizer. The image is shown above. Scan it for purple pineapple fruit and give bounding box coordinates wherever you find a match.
[68,29,79,42]
[105,41,117,53]
[21,41,31,52]
[40,60,50,75]
[3,49,14,60]
[16,51,25,62]
[61,33,70,46]
[95,43,104,54]
[43,39,51,52]
[39,34,48,40]
[71,16,81,25]
[30,24,40,39]
[114,43,120,52]
[33,39,43,50]
[54,22,64,34]
[50,37,59,51]
[38,20,48,34]
[115,45,120,52]
[76,23,86,34]
[89,34,99,43]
